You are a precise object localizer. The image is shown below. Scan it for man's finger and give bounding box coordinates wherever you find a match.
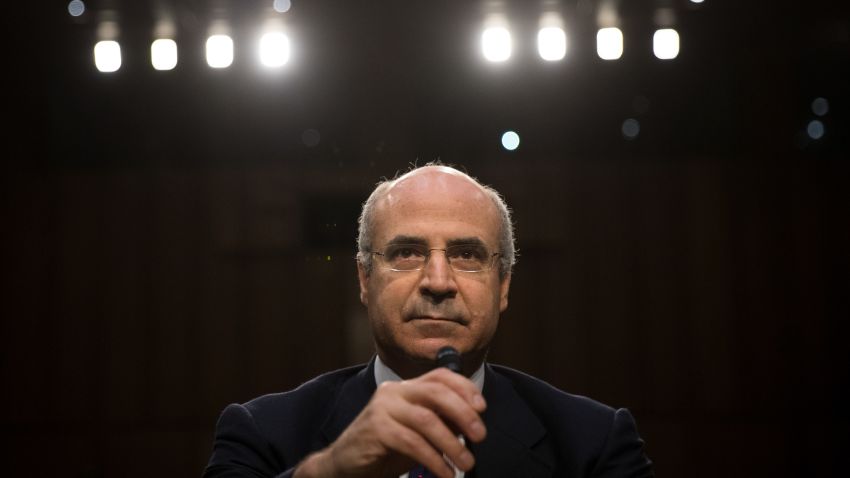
[422,367,487,413]
[398,380,487,443]
[390,403,476,472]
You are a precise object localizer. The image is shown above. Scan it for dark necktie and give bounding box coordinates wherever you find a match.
[408,464,438,478]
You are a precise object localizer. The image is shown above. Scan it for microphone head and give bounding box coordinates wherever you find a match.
[436,346,462,374]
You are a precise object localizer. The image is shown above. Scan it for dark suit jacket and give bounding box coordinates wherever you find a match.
[204,359,653,477]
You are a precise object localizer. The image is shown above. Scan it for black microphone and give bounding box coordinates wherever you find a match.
[436,346,477,470]
[436,346,462,374]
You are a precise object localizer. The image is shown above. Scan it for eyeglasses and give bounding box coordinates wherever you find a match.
[369,243,500,273]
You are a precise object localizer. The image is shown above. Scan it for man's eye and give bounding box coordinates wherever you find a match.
[449,246,486,260]
[388,246,424,259]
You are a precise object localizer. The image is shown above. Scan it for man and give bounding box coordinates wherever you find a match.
[205,164,654,478]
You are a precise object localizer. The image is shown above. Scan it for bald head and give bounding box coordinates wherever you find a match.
[379,166,496,221]
[357,164,516,278]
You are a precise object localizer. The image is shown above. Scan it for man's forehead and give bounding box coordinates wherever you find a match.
[370,167,500,241]
[381,167,488,206]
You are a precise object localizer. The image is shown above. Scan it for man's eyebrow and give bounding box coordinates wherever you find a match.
[385,235,428,246]
[384,236,488,248]
[446,237,487,248]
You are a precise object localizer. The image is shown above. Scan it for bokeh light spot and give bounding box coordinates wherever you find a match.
[273,0,292,13]
[302,129,321,147]
[622,118,640,139]
[68,0,85,17]
[811,97,829,117]
[807,120,824,140]
[501,131,520,151]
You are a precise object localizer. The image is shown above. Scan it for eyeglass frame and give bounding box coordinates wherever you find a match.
[367,243,501,273]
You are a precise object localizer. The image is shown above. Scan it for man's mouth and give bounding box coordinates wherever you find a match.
[409,315,467,325]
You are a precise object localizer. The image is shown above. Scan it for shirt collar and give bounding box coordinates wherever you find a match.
[374,354,485,391]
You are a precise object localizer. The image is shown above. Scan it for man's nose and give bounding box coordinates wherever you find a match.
[418,250,458,301]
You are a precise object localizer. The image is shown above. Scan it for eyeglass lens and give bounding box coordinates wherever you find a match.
[382,244,493,272]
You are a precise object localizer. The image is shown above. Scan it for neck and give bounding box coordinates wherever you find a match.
[376,347,486,379]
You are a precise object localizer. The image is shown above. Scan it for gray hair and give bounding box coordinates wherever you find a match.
[356,163,516,279]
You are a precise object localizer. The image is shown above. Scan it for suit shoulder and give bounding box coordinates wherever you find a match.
[242,363,368,423]
[489,364,618,422]
[487,364,653,476]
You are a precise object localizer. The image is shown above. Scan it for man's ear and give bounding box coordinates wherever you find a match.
[357,260,370,306]
[499,273,511,312]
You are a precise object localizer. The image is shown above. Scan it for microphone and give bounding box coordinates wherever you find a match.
[435,346,475,471]
[436,346,462,374]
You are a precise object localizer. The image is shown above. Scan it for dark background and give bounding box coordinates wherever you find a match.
[4,0,849,476]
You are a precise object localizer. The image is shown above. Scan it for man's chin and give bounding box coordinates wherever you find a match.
[405,338,463,362]
[405,318,465,343]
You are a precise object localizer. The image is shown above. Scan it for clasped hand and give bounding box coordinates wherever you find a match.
[294,367,487,478]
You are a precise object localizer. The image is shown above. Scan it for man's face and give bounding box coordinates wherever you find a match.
[357,167,511,377]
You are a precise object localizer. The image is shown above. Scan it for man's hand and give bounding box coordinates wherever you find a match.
[294,367,487,478]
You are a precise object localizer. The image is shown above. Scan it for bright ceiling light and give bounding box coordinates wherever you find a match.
[653,29,679,60]
[206,34,234,68]
[537,27,566,61]
[94,40,121,72]
[151,39,178,71]
[259,32,290,67]
[596,27,623,60]
[482,27,512,62]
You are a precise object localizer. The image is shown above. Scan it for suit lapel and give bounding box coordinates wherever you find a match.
[472,364,554,478]
[319,358,377,445]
